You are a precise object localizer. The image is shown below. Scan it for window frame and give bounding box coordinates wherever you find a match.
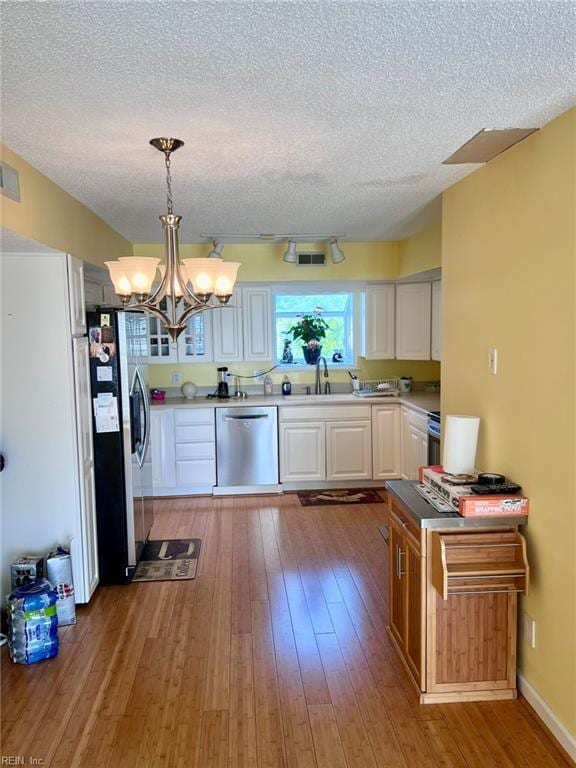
[272,283,362,371]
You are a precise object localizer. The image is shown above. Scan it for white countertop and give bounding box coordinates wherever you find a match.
[151,390,440,415]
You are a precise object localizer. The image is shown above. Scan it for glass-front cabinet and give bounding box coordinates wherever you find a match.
[147,297,213,364]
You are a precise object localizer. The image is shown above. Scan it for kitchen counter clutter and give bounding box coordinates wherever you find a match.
[385,480,529,703]
[149,393,439,496]
[150,390,440,413]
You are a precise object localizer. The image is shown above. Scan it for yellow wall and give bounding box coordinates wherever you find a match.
[134,240,400,282]
[148,359,441,390]
[442,108,576,736]
[0,144,132,265]
[398,220,442,276]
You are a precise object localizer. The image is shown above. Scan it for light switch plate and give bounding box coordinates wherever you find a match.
[171,371,181,385]
[488,347,498,375]
[524,613,536,648]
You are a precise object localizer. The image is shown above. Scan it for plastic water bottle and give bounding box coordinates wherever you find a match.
[7,579,59,664]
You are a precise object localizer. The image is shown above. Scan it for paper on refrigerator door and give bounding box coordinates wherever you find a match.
[93,393,119,433]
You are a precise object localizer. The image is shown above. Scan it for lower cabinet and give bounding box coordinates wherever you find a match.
[326,421,372,480]
[151,407,216,495]
[280,422,326,482]
[279,405,373,483]
[372,405,401,479]
[389,503,424,687]
[401,406,428,480]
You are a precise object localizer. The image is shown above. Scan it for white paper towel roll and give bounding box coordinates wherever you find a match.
[442,415,480,475]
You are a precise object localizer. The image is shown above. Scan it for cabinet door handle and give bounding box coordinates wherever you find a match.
[396,546,405,579]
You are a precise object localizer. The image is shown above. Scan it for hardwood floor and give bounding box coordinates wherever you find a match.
[1,494,572,767]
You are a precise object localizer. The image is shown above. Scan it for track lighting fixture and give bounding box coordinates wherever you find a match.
[282,241,298,263]
[208,240,224,259]
[328,239,346,263]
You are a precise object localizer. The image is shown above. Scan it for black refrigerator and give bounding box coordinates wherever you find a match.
[87,309,153,583]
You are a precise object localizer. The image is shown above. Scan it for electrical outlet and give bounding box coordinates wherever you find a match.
[253,369,263,381]
[171,371,181,386]
[488,347,498,375]
[524,613,536,648]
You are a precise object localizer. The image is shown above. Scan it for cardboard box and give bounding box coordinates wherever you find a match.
[10,556,45,590]
[419,465,529,518]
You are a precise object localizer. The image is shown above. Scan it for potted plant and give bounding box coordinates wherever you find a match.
[286,308,330,364]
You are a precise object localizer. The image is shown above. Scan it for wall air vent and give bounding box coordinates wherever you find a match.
[297,252,326,266]
[0,162,20,202]
[443,128,538,165]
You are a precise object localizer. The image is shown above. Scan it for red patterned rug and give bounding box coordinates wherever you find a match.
[297,489,385,506]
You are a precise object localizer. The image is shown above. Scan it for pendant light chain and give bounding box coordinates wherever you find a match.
[165,151,174,215]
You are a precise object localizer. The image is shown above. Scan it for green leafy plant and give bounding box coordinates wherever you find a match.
[286,308,331,346]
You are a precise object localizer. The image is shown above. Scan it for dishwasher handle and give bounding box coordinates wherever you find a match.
[225,414,269,420]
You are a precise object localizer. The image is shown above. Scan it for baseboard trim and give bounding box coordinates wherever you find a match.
[517,674,576,762]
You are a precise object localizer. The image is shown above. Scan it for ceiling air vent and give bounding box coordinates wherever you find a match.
[443,128,538,165]
[0,162,20,202]
[297,252,326,266]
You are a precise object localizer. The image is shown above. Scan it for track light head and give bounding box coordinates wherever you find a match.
[329,239,345,264]
[282,240,298,263]
[208,240,224,259]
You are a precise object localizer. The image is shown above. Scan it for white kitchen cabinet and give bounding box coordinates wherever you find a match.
[280,422,326,482]
[213,290,244,362]
[431,280,441,361]
[395,283,432,360]
[150,408,176,492]
[147,295,213,364]
[177,311,213,362]
[363,284,395,359]
[151,406,216,494]
[326,421,372,480]
[1,253,98,603]
[242,286,273,362]
[400,406,428,481]
[372,405,401,479]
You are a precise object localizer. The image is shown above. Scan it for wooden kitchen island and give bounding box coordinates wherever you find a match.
[385,480,529,704]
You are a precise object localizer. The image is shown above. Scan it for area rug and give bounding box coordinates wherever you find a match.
[297,489,385,506]
[132,538,201,582]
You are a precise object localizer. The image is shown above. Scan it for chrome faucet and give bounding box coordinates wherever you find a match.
[315,356,329,395]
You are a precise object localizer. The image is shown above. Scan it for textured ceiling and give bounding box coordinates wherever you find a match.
[2,1,575,243]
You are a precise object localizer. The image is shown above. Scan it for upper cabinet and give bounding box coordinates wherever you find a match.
[147,296,214,364]
[213,286,273,363]
[363,284,395,359]
[395,282,432,360]
[431,280,441,361]
[242,287,273,361]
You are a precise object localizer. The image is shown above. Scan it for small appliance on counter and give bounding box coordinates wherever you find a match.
[216,366,230,399]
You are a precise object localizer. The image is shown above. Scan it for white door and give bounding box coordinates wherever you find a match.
[372,406,401,479]
[395,283,431,360]
[150,409,176,494]
[364,284,395,359]
[243,287,272,362]
[67,255,86,336]
[72,337,99,600]
[431,280,442,361]
[326,421,372,480]
[280,422,325,482]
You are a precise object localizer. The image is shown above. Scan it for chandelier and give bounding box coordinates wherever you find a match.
[105,138,241,341]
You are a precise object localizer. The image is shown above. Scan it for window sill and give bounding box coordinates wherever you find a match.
[275,361,360,373]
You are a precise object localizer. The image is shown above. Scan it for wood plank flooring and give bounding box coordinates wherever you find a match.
[1,494,572,767]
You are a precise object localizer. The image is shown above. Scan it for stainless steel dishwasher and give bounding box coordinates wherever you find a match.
[216,406,278,487]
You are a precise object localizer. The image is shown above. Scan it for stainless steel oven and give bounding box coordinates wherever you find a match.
[427,411,441,466]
